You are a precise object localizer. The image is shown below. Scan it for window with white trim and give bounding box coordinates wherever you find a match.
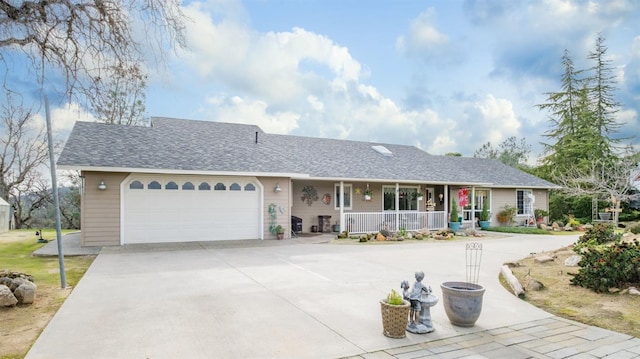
[516,189,533,215]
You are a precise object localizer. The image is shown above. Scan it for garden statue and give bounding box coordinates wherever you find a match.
[401,271,439,334]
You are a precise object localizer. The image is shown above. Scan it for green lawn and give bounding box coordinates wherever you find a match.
[483,226,573,235]
[0,229,96,359]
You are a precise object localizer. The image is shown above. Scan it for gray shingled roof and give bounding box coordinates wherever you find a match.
[57,117,559,188]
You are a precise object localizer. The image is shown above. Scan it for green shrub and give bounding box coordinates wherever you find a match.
[570,239,640,293]
[629,224,640,235]
[450,200,459,223]
[577,222,619,246]
[479,201,490,221]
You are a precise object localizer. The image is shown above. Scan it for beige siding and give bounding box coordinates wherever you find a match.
[292,180,342,233]
[447,186,549,225]
[490,188,549,224]
[81,172,129,246]
[259,177,291,239]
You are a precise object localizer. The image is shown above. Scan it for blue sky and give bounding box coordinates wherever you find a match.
[19,0,640,162]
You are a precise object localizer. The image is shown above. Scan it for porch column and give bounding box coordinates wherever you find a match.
[339,181,344,232]
[395,183,400,231]
[471,186,476,230]
[444,184,449,223]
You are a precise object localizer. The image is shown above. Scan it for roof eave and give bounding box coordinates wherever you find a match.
[58,165,311,179]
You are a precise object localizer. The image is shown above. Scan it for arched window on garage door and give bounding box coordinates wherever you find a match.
[182,182,195,190]
[148,181,161,189]
[214,182,226,190]
[244,183,256,191]
[166,181,178,190]
[198,182,211,190]
[129,180,144,189]
[230,183,241,191]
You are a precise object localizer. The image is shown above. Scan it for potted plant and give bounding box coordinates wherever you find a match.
[479,201,490,229]
[534,209,548,224]
[364,189,373,201]
[449,200,461,231]
[380,289,410,338]
[497,205,517,226]
[275,225,285,240]
[441,242,485,327]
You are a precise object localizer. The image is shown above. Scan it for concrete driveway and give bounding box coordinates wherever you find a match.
[26,234,579,359]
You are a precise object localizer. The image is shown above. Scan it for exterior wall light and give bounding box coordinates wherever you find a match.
[98,180,107,191]
[274,184,282,193]
[438,193,444,204]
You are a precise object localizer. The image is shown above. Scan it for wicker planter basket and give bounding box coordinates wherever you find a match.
[380,299,410,338]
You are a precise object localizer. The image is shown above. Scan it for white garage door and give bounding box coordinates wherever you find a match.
[123,175,262,244]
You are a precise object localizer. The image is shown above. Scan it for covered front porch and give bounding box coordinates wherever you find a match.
[289,180,490,235]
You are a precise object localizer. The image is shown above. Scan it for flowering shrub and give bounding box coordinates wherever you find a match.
[570,239,640,293]
[576,222,619,246]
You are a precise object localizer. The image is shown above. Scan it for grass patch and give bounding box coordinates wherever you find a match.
[484,226,562,235]
[0,229,96,359]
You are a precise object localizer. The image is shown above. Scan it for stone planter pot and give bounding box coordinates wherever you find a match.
[449,222,461,231]
[479,221,490,230]
[598,212,611,221]
[380,300,410,338]
[440,281,485,327]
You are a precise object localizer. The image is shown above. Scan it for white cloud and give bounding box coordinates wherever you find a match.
[180,2,362,106]
[33,102,97,138]
[396,8,454,62]
[476,95,520,142]
[203,95,299,134]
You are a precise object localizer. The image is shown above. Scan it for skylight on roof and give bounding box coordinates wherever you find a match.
[372,145,393,157]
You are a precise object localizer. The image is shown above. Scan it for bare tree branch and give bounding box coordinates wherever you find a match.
[554,146,640,224]
[0,91,52,228]
[0,0,186,109]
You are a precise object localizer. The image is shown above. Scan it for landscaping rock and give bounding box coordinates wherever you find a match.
[14,281,37,304]
[376,233,386,241]
[629,287,640,296]
[0,277,14,290]
[535,255,555,263]
[539,223,552,231]
[526,278,544,291]
[564,255,581,267]
[0,284,18,307]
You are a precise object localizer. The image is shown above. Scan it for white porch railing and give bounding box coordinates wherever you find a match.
[342,211,447,234]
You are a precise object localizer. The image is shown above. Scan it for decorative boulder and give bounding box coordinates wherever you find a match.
[564,255,581,267]
[0,284,18,307]
[0,277,13,289]
[14,281,37,304]
[526,278,544,291]
[534,255,555,264]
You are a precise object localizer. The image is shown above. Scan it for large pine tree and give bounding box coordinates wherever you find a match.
[537,36,620,179]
